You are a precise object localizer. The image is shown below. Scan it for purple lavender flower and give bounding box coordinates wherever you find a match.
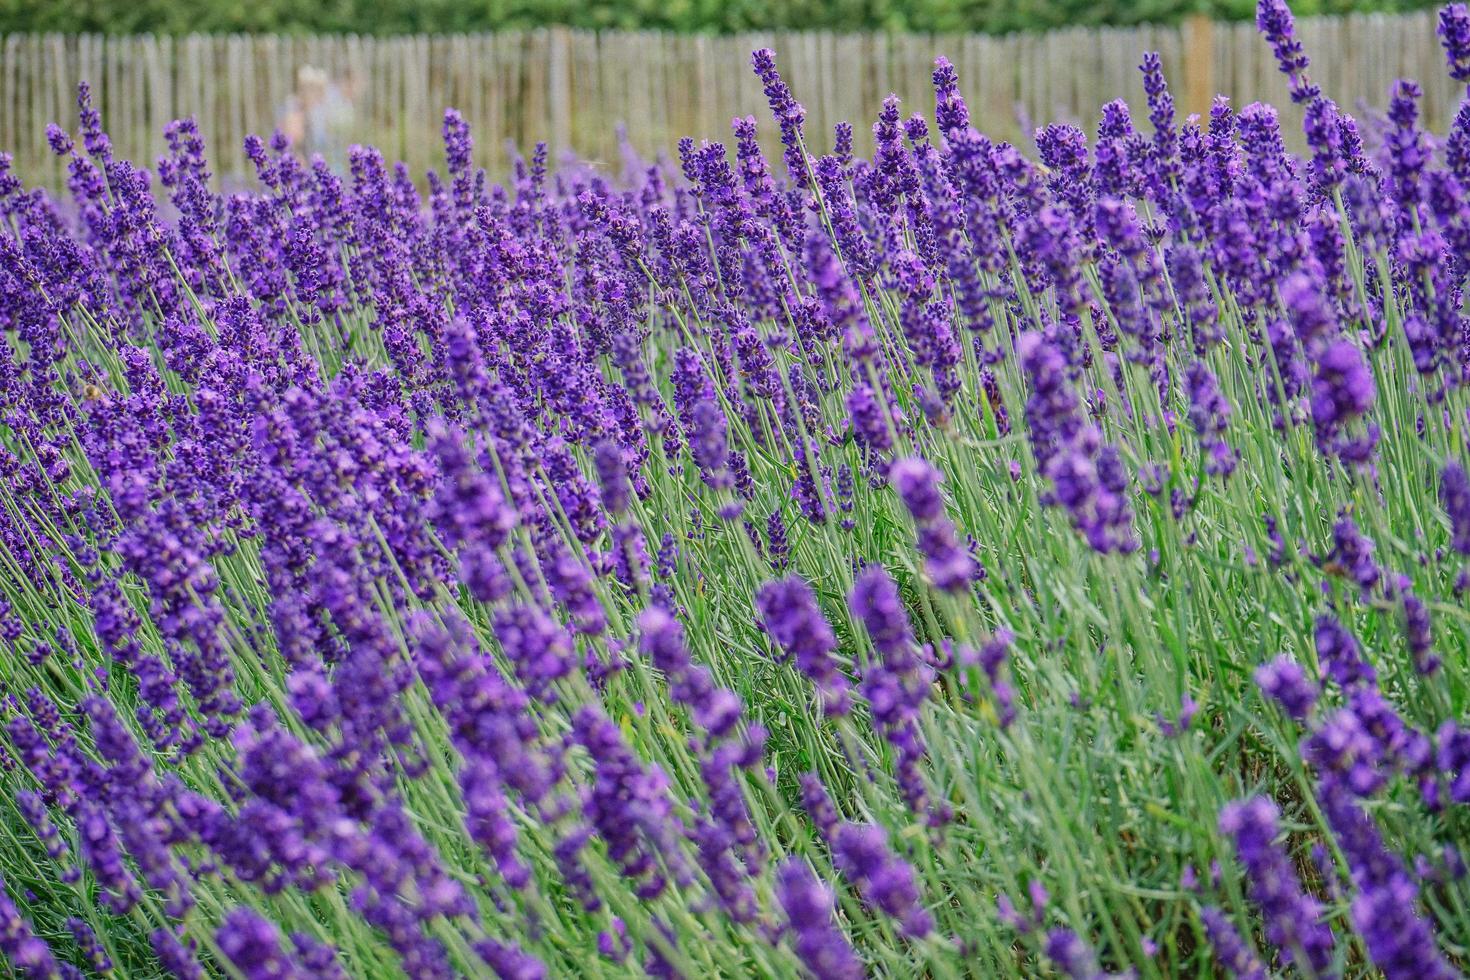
[691,735,766,923]
[16,790,69,863]
[814,155,878,280]
[1303,97,1349,191]
[889,456,978,591]
[751,49,809,185]
[1317,779,1459,980]
[1043,928,1105,980]
[1441,462,1470,555]
[638,606,743,740]
[1310,340,1375,453]
[1218,797,1336,974]
[849,566,936,817]
[776,859,865,980]
[1200,907,1267,980]
[594,438,631,517]
[996,880,1049,934]
[151,928,206,980]
[1314,614,1375,689]
[1018,333,1136,553]
[1438,722,1470,805]
[1323,514,1382,593]
[756,577,852,716]
[0,874,62,979]
[968,630,1017,729]
[1156,694,1199,738]
[1048,436,1139,555]
[1139,52,1178,190]
[1439,3,1470,85]
[931,56,970,142]
[1400,589,1439,675]
[766,509,790,572]
[474,939,547,980]
[1254,656,1318,721]
[288,933,346,980]
[831,823,933,938]
[1184,363,1235,477]
[845,382,893,455]
[1257,0,1318,103]
[67,918,112,974]
[573,705,688,900]
[1302,682,1432,807]
[800,773,841,842]
[217,908,297,980]
[78,803,143,914]
[890,457,945,523]
[493,603,576,701]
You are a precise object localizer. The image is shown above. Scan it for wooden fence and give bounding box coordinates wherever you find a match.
[0,11,1461,190]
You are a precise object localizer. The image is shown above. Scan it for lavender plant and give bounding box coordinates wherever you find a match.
[2,2,1470,976]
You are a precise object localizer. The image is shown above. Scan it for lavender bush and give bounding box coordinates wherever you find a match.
[2,1,1470,975]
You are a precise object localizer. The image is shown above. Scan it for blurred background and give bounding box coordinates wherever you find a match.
[0,0,1459,187]
[0,0,1437,36]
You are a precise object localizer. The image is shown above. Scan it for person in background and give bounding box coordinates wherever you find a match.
[277,65,355,169]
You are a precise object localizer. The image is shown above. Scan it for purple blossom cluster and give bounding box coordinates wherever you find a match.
[0,2,1469,977]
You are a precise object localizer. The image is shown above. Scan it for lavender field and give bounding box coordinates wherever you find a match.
[3,0,1470,976]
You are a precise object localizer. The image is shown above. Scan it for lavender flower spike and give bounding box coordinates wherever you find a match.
[1218,797,1336,975]
[756,576,852,716]
[776,859,865,980]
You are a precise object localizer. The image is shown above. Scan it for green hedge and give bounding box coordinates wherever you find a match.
[0,0,1444,36]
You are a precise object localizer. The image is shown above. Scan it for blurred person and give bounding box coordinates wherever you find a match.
[278,65,355,168]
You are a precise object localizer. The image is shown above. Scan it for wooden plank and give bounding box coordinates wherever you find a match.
[1183,13,1213,122]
